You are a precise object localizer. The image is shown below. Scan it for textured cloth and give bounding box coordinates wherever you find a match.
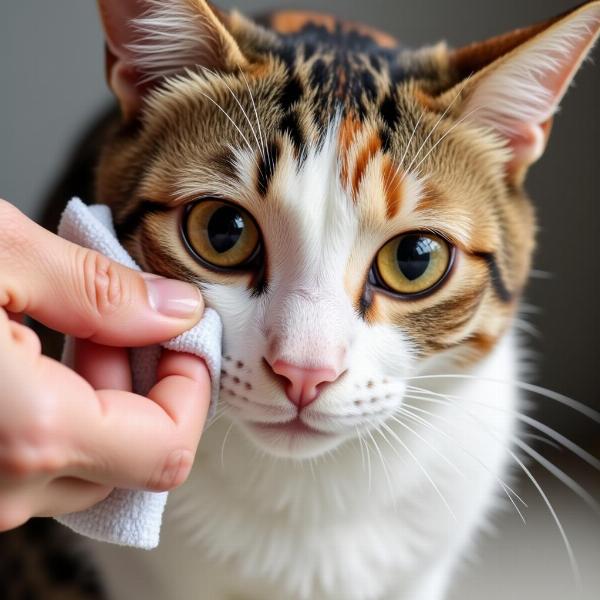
[54,198,222,549]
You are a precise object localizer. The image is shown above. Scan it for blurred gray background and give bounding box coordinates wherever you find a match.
[1,1,599,599]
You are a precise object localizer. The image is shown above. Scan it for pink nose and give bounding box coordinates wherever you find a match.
[269,360,341,409]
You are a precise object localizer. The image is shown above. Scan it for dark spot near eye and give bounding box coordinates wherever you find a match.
[370,397,377,403]
[221,370,227,376]
[224,355,232,361]
[354,399,363,405]
[473,251,513,303]
[367,380,374,388]
[233,377,240,384]
[245,382,252,390]
[114,200,171,241]
[380,93,400,131]
[236,361,244,369]
[358,285,373,320]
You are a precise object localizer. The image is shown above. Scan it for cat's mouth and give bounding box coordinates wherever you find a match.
[250,417,328,437]
[240,414,345,458]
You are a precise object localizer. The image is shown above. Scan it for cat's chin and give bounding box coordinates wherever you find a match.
[238,418,348,459]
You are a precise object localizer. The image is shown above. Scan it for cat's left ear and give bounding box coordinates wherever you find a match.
[97,0,248,120]
[445,1,600,180]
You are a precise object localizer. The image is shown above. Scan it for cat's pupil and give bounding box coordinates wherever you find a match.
[208,206,244,253]
[397,235,433,281]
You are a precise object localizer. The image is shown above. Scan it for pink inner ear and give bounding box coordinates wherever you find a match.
[506,123,547,172]
[98,0,152,119]
[460,3,600,173]
[98,0,142,61]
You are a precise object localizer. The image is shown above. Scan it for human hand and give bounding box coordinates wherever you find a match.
[0,199,211,531]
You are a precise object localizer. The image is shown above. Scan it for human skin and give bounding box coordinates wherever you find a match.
[0,199,211,531]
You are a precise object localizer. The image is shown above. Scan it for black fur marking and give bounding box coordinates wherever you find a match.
[474,252,513,302]
[115,201,171,241]
[310,58,328,88]
[359,69,378,102]
[380,126,392,153]
[368,53,382,71]
[380,93,400,130]
[280,75,304,111]
[213,148,240,181]
[256,141,280,196]
[279,111,304,154]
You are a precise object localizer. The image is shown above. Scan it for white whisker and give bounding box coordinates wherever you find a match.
[378,420,457,520]
[220,422,234,469]
[405,375,600,423]
[397,404,528,518]
[400,77,472,184]
[194,88,258,163]
[241,71,267,160]
[366,427,395,504]
[514,438,600,516]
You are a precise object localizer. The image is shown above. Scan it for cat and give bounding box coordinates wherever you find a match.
[76,1,600,599]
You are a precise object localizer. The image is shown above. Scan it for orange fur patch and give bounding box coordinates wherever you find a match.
[381,155,404,218]
[269,11,337,35]
[338,115,362,187]
[352,133,381,199]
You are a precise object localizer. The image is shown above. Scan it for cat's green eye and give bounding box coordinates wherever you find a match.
[374,233,453,297]
[183,200,260,269]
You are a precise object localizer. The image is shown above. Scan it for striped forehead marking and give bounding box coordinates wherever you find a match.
[338,114,405,218]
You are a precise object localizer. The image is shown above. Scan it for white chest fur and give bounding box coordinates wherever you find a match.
[91,333,519,600]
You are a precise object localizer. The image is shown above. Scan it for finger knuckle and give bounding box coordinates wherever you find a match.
[80,249,129,319]
[0,201,28,306]
[146,448,194,492]
[1,429,63,479]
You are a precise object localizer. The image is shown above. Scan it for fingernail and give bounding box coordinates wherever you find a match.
[144,276,202,318]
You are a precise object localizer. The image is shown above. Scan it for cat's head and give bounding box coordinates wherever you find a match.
[95,0,599,459]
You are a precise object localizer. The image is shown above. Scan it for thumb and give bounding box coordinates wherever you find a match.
[0,200,203,346]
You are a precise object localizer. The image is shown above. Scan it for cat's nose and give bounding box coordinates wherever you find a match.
[268,360,342,409]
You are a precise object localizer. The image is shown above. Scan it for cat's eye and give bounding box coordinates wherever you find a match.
[373,232,453,297]
[182,199,260,269]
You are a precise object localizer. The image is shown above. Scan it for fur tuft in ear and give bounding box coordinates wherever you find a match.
[447,1,600,179]
[97,0,247,120]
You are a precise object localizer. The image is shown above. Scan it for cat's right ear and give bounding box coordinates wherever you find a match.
[97,0,248,120]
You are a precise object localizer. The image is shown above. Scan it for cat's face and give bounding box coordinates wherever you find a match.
[95,1,599,459]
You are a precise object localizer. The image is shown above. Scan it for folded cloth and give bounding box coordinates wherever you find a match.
[54,197,222,549]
